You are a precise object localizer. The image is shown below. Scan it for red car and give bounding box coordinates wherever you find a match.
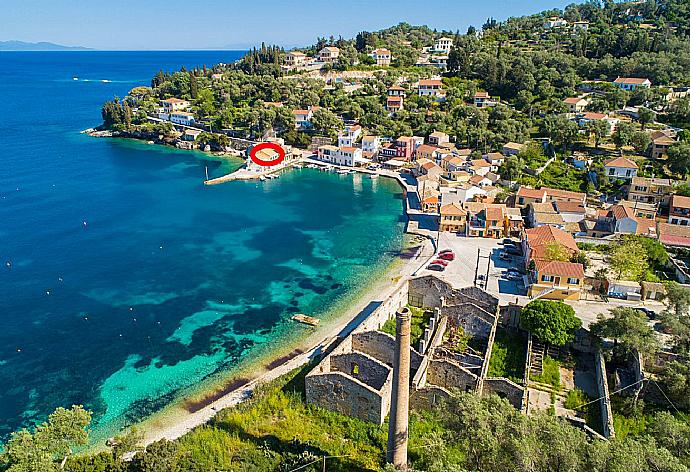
[431,259,449,266]
[438,252,455,261]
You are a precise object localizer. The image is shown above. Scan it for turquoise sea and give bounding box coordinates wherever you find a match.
[0,52,405,443]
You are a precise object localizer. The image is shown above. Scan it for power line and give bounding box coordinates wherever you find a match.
[572,378,645,412]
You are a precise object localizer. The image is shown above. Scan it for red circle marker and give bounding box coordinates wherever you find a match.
[249,142,285,167]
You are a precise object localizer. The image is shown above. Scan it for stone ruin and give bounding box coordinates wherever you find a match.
[305,275,527,424]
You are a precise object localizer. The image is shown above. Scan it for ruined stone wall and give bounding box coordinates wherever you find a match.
[482,378,525,409]
[442,303,495,339]
[594,350,615,438]
[408,275,455,308]
[410,385,452,411]
[352,331,423,371]
[305,371,390,424]
[427,359,478,392]
[330,352,391,391]
[355,279,409,333]
[456,286,499,311]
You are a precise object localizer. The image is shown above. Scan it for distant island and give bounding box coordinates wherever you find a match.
[0,40,91,51]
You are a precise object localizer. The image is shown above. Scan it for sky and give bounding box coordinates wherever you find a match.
[1,0,574,50]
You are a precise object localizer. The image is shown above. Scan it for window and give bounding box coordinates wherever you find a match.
[408,293,423,307]
[542,275,554,282]
[672,218,678,224]
[567,278,579,285]
[609,168,615,175]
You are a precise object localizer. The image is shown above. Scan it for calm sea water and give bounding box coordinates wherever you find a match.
[0,52,405,443]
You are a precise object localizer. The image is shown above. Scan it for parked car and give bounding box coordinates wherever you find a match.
[635,307,657,319]
[438,252,455,261]
[478,274,486,281]
[506,247,522,256]
[439,248,454,255]
[502,238,514,245]
[427,263,445,272]
[431,259,450,266]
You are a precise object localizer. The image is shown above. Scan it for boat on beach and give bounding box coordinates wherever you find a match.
[291,314,320,326]
[337,169,352,175]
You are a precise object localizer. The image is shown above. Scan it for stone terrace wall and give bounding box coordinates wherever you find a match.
[427,359,478,392]
[483,378,525,409]
[330,352,391,391]
[305,371,391,424]
[352,331,423,371]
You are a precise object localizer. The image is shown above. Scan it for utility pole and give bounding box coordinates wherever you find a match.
[473,247,480,286]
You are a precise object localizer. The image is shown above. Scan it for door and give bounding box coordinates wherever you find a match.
[554,276,561,286]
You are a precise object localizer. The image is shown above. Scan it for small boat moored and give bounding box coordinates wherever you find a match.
[291,314,320,326]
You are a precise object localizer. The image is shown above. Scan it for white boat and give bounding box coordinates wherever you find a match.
[337,169,352,175]
[72,76,79,81]
[259,176,266,181]
[369,173,379,179]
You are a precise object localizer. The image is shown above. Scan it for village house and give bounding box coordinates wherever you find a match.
[395,136,416,160]
[465,202,508,238]
[473,91,492,108]
[620,199,657,219]
[428,131,449,146]
[434,37,454,53]
[361,136,381,156]
[418,79,445,99]
[370,48,392,66]
[387,85,406,97]
[528,202,566,229]
[577,112,618,134]
[161,97,190,114]
[522,225,584,300]
[483,152,504,172]
[628,176,674,205]
[169,111,196,126]
[515,186,548,207]
[317,145,363,166]
[386,95,404,112]
[543,187,587,205]
[441,182,487,203]
[285,51,308,67]
[590,203,657,238]
[416,158,444,179]
[572,20,590,31]
[439,203,466,232]
[469,174,492,188]
[604,156,639,181]
[416,144,440,162]
[669,195,690,226]
[502,142,524,156]
[658,223,690,248]
[182,128,202,141]
[564,97,589,113]
[553,201,587,223]
[649,129,676,159]
[337,124,362,147]
[293,108,315,129]
[665,87,690,103]
[211,73,223,80]
[318,46,340,62]
[613,77,652,91]
[545,17,568,28]
[469,159,491,176]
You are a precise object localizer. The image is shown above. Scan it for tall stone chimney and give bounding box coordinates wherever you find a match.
[387,306,411,470]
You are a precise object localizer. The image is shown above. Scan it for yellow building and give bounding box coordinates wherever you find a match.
[439,203,466,233]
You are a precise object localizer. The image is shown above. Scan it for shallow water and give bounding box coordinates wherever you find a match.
[0,51,405,442]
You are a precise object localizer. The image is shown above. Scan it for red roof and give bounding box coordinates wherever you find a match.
[474,91,490,98]
[564,97,585,104]
[525,225,579,253]
[440,203,465,216]
[605,156,639,169]
[517,187,547,200]
[543,187,586,202]
[534,259,584,279]
[670,195,690,210]
[419,79,443,87]
[614,77,650,85]
[583,112,607,120]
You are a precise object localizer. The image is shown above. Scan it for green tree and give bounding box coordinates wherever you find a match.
[310,108,342,135]
[613,122,635,153]
[544,241,571,262]
[608,237,648,280]
[631,131,651,154]
[0,405,91,472]
[648,411,690,458]
[638,107,656,130]
[587,119,610,149]
[668,142,690,178]
[658,360,690,410]
[521,300,582,346]
[590,307,659,358]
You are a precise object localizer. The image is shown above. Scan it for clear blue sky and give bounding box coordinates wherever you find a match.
[3,0,574,50]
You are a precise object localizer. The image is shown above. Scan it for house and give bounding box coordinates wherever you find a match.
[470,159,491,176]
[387,86,406,97]
[418,79,444,98]
[421,194,440,213]
[428,131,449,146]
[669,195,690,226]
[506,207,524,237]
[439,203,466,233]
[628,176,674,205]
[564,97,589,113]
[285,51,308,67]
[608,280,642,301]
[620,199,657,219]
[578,112,618,134]
[370,48,392,66]
[572,21,589,31]
[319,46,340,62]
[649,130,676,159]
[543,187,587,205]
[434,37,454,53]
[386,96,404,112]
[474,91,491,108]
[604,156,639,181]
[316,145,362,166]
[553,201,586,223]
[416,144,440,162]
[440,183,486,204]
[659,223,690,248]
[337,124,362,147]
[515,187,548,208]
[361,136,381,155]
[183,128,202,141]
[590,204,657,238]
[293,108,314,129]
[211,73,223,80]
[641,281,666,301]
[522,225,583,300]
[466,202,508,238]
[665,87,690,103]
[161,98,190,113]
[545,17,568,28]
[502,143,524,156]
[613,77,652,91]
[483,152,504,171]
[416,158,444,179]
[528,202,565,229]
[169,111,195,126]
[395,136,416,160]
[469,174,492,188]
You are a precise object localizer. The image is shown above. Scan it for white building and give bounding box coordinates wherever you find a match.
[370,48,392,66]
[337,124,362,147]
[285,51,308,67]
[604,156,639,181]
[545,17,568,28]
[161,98,190,114]
[613,77,652,91]
[564,97,589,113]
[434,37,454,53]
[361,135,381,154]
[572,21,589,31]
[319,46,340,62]
[317,145,362,166]
[169,112,196,126]
[418,79,444,98]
